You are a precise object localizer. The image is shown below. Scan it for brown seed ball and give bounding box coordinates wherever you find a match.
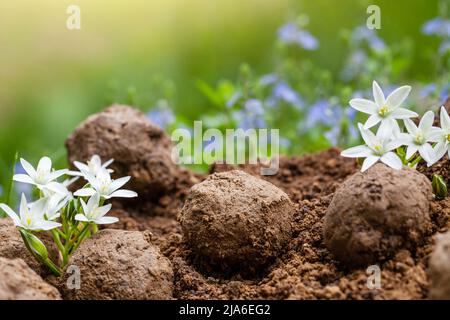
[60,229,173,300]
[428,231,450,299]
[66,105,180,199]
[180,170,295,273]
[0,257,61,300]
[324,163,432,267]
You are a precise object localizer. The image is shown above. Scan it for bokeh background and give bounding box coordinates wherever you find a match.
[0,0,449,196]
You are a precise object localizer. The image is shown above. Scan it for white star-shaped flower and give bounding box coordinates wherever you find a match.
[75,193,117,225]
[401,110,441,165]
[432,106,450,162]
[13,157,68,190]
[74,168,137,199]
[349,81,417,134]
[341,123,403,172]
[0,194,61,231]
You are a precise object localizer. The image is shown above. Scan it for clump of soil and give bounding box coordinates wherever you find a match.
[0,257,61,300]
[428,230,450,299]
[66,104,183,200]
[179,170,295,275]
[324,163,433,267]
[60,229,173,300]
[0,219,58,277]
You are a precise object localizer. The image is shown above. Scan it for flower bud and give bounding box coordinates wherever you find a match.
[432,174,447,200]
[19,229,49,260]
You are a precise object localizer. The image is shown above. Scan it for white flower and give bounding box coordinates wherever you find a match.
[349,81,417,134]
[73,155,113,177]
[75,193,117,225]
[432,106,450,162]
[0,194,61,231]
[341,123,403,172]
[74,168,137,199]
[401,110,441,165]
[13,157,68,190]
[30,193,70,221]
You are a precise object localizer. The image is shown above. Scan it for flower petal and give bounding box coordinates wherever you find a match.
[74,188,96,197]
[418,110,434,131]
[403,119,418,135]
[108,189,138,198]
[349,99,378,114]
[95,216,119,225]
[13,174,35,185]
[389,108,418,119]
[37,221,62,231]
[20,158,36,178]
[361,155,380,172]
[0,204,21,226]
[108,176,131,193]
[358,123,378,147]
[73,161,89,173]
[440,106,450,132]
[386,85,411,109]
[363,114,381,129]
[380,152,402,170]
[418,143,435,163]
[37,156,52,173]
[434,141,448,163]
[341,145,372,158]
[95,204,112,218]
[406,145,418,160]
[426,127,444,142]
[372,81,385,106]
[74,214,89,222]
[47,169,69,182]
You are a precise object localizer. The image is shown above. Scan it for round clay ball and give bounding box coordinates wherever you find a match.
[428,231,450,299]
[180,170,295,273]
[60,229,173,300]
[324,163,432,267]
[0,257,61,300]
[66,104,180,199]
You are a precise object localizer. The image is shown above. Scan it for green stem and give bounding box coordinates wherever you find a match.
[409,155,423,167]
[70,223,92,254]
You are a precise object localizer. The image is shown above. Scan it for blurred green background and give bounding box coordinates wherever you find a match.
[0,0,445,173]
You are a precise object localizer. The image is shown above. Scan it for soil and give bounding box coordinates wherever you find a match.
[101,147,450,299]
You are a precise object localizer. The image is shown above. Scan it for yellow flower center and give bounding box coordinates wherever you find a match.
[26,217,32,226]
[414,132,424,144]
[378,106,389,117]
[374,144,382,152]
[446,134,450,142]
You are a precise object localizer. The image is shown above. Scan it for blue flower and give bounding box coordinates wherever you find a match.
[259,74,279,86]
[439,40,450,54]
[233,99,266,129]
[305,100,336,128]
[277,22,318,50]
[422,17,450,37]
[420,83,438,98]
[351,25,386,52]
[272,81,304,108]
[226,91,242,108]
[147,100,176,129]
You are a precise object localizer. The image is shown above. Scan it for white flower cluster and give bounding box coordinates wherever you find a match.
[342,81,450,172]
[0,155,137,231]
